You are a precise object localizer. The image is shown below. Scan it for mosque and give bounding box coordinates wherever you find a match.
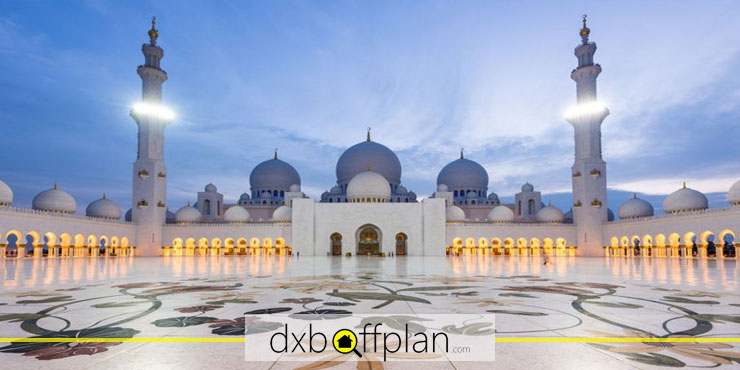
[0,17,738,259]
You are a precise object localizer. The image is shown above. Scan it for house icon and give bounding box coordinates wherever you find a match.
[337,335,353,348]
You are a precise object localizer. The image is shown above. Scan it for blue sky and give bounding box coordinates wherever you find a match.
[1,0,739,215]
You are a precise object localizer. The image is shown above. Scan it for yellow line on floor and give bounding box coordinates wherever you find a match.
[0,338,737,343]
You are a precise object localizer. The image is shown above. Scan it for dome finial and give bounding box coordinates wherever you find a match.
[274,148,278,160]
[148,16,159,45]
[580,14,590,43]
[366,162,371,172]
[460,147,464,159]
[682,181,686,189]
[366,127,371,142]
[53,182,58,190]
[103,193,107,199]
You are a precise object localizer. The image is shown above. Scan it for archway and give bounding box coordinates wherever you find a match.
[356,225,381,256]
[330,233,342,255]
[395,233,407,256]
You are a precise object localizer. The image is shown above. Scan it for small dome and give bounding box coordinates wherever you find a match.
[729,179,740,205]
[446,206,466,221]
[250,156,301,192]
[346,170,391,202]
[488,205,514,222]
[521,182,534,192]
[408,191,417,201]
[619,194,654,219]
[32,183,77,214]
[437,157,489,193]
[320,191,330,200]
[330,185,342,195]
[272,205,292,221]
[536,204,564,223]
[260,191,272,199]
[204,183,217,192]
[174,203,202,223]
[86,195,121,219]
[437,184,449,192]
[0,179,12,206]
[663,183,708,213]
[487,192,499,202]
[224,206,250,223]
[239,192,250,201]
[466,191,478,199]
[396,185,408,195]
[607,208,615,222]
[289,184,301,192]
[563,208,573,223]
[125,208,132,221]
[166,208,175,223]
[336,139,402,187]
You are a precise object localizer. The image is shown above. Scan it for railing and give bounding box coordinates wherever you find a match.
[607,205,740,224]
[602,244,739,260]
[0,206,133,224]
[1,244,136,259]
[163,220,291,227]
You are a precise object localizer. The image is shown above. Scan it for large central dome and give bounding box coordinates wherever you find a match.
[437,156,489,192]
[336,137,402,187]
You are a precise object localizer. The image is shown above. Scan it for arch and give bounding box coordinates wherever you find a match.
[556,238,567,248]
[630,235,641,246]
[491,238,502,247]
[121,237,130,248]
[110,236,119,247]
[98,235,109,248]
[681,232,695,247]
[331,233,343,255]
[204,199,211,215]
[185,238,196,248]
[87,234,98,248]
[356,224,381,255]
[620,236,629,248]
[74,233,85,247]
[504,238,514,248]
[4,230,22,245]
[478,237,489,247]
[224,238,235,248]
[642,234,653,247]
[275,237,286,248]
[262,237,273,248]
[45,232,58,247]
[198,237,209,247]
[465,238,476,248]
[700,230,714,245]
[452,237,463,248]
[516,238,527,248]
[529,238,541,248]
[211,238,222,248]
[25,230,41,246]
[249,238,260,248]
[718,229,736,244]
[655,234,666,247]
[610,237,619,247]
[396,233,408,255]
[543,238,554,248]
[668,233,681,247]
[172,238,183,248]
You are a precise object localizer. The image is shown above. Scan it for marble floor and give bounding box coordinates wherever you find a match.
[0,256,738,369]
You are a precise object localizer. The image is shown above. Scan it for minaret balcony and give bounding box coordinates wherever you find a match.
[158,172,166,178]
[591,199,602,207]
[573,201,582,208]
[137,200,149,208]
[157,201,166,208]
[138,170,150,179]
[590,169,601,178]
[572,171,581,178]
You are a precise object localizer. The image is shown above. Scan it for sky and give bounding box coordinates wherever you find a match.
[1,0,739,216]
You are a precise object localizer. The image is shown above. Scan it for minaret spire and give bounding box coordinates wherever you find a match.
[366,127,371,142]
[274,148,278,160]
[148,16,159,45]
[566,15,609,257]
[460,148,464,159]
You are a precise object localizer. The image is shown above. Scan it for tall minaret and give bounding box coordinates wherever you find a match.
[566,15,609,257]
[130,17,172,256]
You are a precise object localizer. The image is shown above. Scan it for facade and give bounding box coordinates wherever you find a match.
[0,18,738,260]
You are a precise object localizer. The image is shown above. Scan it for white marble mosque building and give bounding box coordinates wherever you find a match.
[0,18,739,259]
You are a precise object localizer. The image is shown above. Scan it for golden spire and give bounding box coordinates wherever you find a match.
[460,148,464,159]
[682,181,686,189]
[366,162,371,172]
[274,148,278,160]
[366,127,371,142]
[53,182,58,190]
[580,14,590,40]
[148,16,159,45]
[103,193,107,199]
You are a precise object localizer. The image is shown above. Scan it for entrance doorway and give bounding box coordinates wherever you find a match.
[331,233,342,255]
[357,226,381,255]
[395,233,407,255]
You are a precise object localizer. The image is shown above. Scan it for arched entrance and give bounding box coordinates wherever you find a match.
[395,233,407,255]
[357,225,381,255]
[331,233,343,256]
